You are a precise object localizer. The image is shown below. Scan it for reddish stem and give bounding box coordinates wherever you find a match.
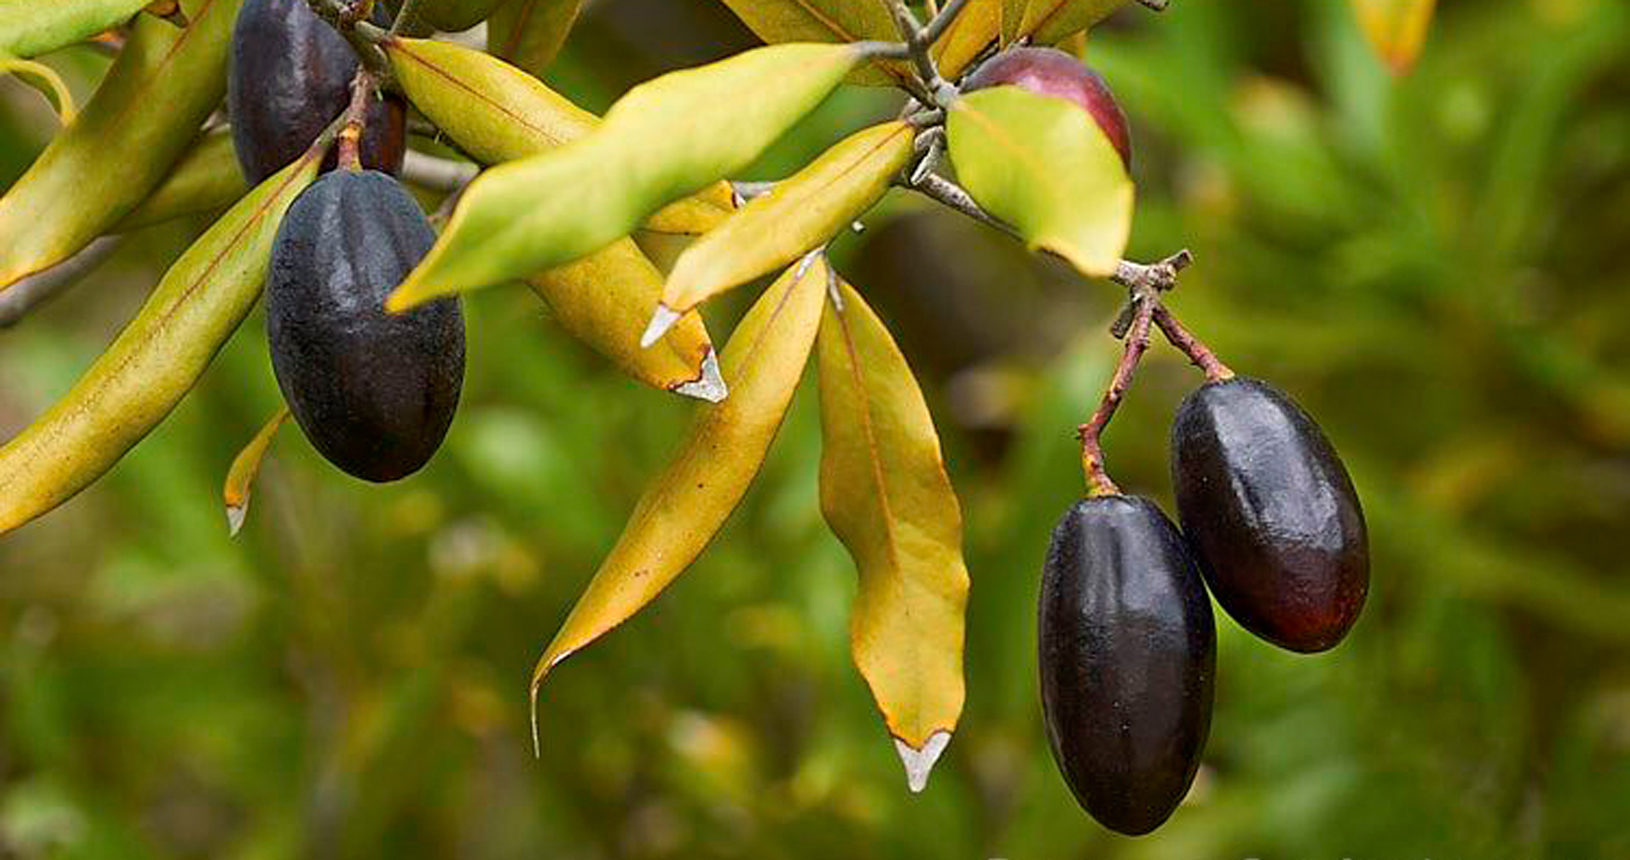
[335,69,375,172]
[1151,304,1234,383]
[1077,298,1156,497]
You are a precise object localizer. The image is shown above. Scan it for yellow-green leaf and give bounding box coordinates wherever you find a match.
[1000,0,1028,44]
[529,239,726,401]
[714,0,908,86]
[1350,0,1435,75]
[660,120,913,317]
[0,0,151,57]
[223,406,289,536]
[488,0,581,78]
[529,256,829,741]
[0,0,240,291]
[1019,0,1127,47]
[388,42,861,312]
[946,85,1133,277]
[0,144,322,535]
[816,277,969,792]
[384,36,735,235]
[0,51,77,121]
[115,129,248,232]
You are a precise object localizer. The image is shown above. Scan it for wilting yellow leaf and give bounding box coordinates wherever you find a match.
[1350,0,1435,75]
[223,406,289,536]
[946,86,1133,277]
[389,42,860,311]
[0,143,322,535]
[529,256,829,746]
[660,121,914,317]
[817,277,969,792]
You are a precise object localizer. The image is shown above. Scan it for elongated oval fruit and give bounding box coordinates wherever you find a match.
[964,46,1131,170]
[1039,495,1215,836]
[1171,377,1369,652]
[267,170,464,482]
[229,0,405,182]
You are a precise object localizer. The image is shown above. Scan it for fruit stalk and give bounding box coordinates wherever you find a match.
[302,0,390,79]
[1077,296,1154,497]
[335,67,377,171]
[1151,304,1232,383]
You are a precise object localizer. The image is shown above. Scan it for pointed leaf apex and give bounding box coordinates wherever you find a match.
[640,304,682,348]
[894,731,952,793]
[673,348,728,402]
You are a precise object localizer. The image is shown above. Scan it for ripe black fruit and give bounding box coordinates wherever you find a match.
[1039,496,1216,836]
[964,47,1132,170]
[267,170,464,483]
[228,0,406,183]
[1171,378,1369,652]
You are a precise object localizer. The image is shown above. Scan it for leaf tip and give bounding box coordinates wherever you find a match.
[893,730,952,793]
[225,502,248,537]
[640,304,682,349]
[673,348,728,403]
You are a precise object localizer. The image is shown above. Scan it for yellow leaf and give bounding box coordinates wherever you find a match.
[388,42,860,311]
[932,0,1000,79]
[1350,0,1435,75]
[222,406,289,536]
[385,36,736,235]
[0,144,323,535]
[1019,0,1126,46]
[0,0,240,290]
[816,277,969,792]
[0,53,77,121]
[946,86,1133,277]
[660,121,913,317]
[714,0,910,86]
[529,239,726,401]
[529,256,829,746]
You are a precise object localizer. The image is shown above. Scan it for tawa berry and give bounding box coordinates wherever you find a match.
[964,46,1132,170]
[267,170,464,482]
[1039,495,1216,835]
[228,0,406,182]
[1171,377,1369,653]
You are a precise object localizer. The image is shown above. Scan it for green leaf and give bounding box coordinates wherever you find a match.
[0,51,77,120]
[114,129,248,232]
[714,0,908,86]
[946,85,1133,277]
[0,0,240,290]
[660,120,914,317]
[1350,0,1435,75]
[387,42,861,312]
[487,0,582,78]
[416,0,507,32]
[222,406,289,537]
[0,0,151,58]
[817,276,970,793]
[1018,0,1127,46]
[529,256,829,742]
[0,144,323,535]
[385,35,736,236]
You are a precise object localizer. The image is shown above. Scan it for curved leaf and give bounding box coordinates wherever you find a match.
[816,277,969,792]
[115,129,248,232]
[932,0,1001,79]
[946,85,1133,277]
[714,0,908,86]
[223,406,289,536]
[0,145,322,535]
[417,0,507,32]
[0,0,240,291]
[487,0,581,78]
[384,36,735,235]
[1019,0,1125,46]
[0,52,77,121]
[529,256,829,742]
[661,120,913,317]
[529,239,725,400]
[1351,0,1435,75]
[388,42,861,311]
[0,0,151,58]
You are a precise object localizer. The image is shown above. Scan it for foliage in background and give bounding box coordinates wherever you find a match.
[1,0,1628,857]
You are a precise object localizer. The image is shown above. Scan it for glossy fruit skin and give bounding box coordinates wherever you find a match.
[964,47,1132,170]
[267,170,464,483]
[1039,495,1216,836]
[1171,377,1369,652]
[228,0,406,183]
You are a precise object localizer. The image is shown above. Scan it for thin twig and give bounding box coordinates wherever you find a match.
[1110,249,1234,382]
[303,0,392,80]
[1076,297,1155,497]
[388,0,425,35]
[921,0,974,46]
[1151,303,1234,382]
[402,150,478,193]
[335,68,376,171]
[0,237,122,328]
[902,172,1018,237]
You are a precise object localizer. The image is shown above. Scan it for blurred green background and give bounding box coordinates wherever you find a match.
[3,0,1629,856]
